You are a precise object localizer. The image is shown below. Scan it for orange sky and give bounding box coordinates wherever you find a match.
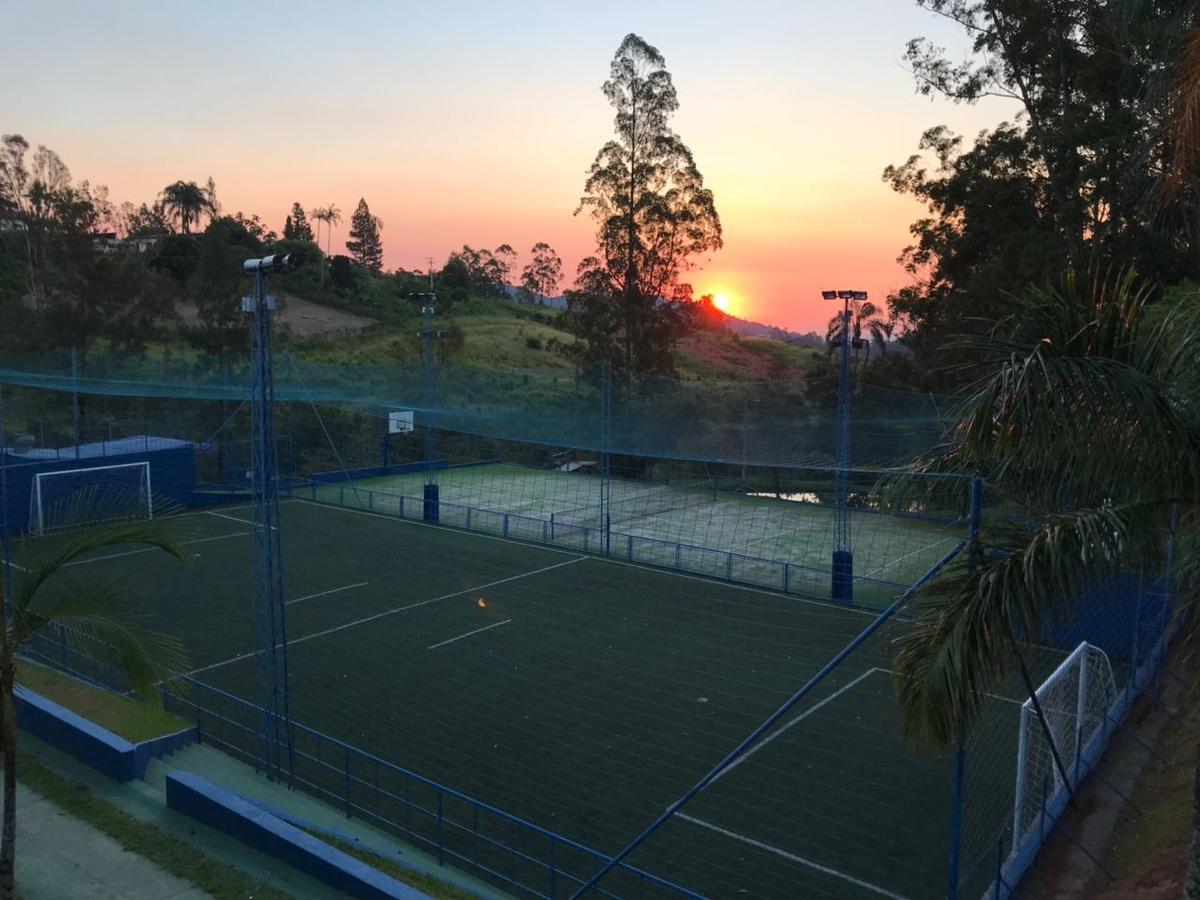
[4,1,1014,331]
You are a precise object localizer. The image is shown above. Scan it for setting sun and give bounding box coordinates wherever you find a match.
[713,293,732,313]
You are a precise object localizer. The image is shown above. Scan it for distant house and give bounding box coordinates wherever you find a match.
[0,218,29,234]
[125,234,166,253]
[86,232,166,254]
[91,231,120,252]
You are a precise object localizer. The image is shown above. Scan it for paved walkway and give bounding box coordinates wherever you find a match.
[15,783,208,900]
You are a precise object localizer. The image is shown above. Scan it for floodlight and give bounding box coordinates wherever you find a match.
[852,290,868,301]
[243,252,304,275]
[837,290,855,300]
[821,290,838,300]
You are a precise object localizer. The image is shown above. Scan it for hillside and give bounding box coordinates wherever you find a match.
[285,290,824,379]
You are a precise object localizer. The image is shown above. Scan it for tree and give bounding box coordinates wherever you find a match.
[309,205,341,287]
[0,518,190,899]
[887,1,1196,363]
[345,199,383,272]
[186,216,263,358]
[890,268,1198,754]
[824,301,891,356]
[520,242,563,303]
[159,180,216,234]
[283,202,313,242]
[572,33,723,375]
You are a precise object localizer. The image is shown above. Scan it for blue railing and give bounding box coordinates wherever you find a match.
[21,633,703,900]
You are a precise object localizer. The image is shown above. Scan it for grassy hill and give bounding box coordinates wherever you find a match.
[284,289,824,380]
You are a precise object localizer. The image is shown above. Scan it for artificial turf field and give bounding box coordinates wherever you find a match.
[43,498,1036,899]
[307,462,964,612]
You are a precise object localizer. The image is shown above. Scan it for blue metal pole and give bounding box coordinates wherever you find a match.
[569,539,965,899]
[246,268,292,783]
[600,361,611,556]
[0,385,11,620]
[831,300,853,602]
[946,736,966,900]
[947,476,983,899]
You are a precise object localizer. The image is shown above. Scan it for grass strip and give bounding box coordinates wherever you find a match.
[15,660,189,744]
[296,825,480,900]
[17,753,291,900]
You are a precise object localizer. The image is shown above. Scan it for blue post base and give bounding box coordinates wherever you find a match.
[423,483,439,523]
[832,550,854,603]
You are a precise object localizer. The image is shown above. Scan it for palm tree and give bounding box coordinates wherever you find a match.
[825,301,892,373]
[309,205,342,287]
[0,518,190,899]
[888,268,1199,876]
[159,181,214,235]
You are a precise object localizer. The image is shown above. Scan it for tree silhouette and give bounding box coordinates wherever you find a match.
[571,33,722,374]
[345,198,383,272]
[283,202,313,241]
[159,180,215,234]
[309,204,342,286]
[521,242,563,303]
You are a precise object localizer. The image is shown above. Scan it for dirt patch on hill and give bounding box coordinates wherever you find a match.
[678,333,798,378]
[176,293,376,337]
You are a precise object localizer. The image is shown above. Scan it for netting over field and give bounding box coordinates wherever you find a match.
[0,350,949,467]
[0,350,1180,900]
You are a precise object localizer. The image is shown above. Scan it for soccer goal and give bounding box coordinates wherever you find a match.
[28,462,153,535]
[1010,641,1117,852]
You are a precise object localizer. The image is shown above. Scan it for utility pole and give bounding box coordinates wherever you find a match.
[426,256,435,292]
[242,252,302,782]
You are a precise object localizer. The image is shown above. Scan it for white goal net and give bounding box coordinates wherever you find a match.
[28,462,153,535]
[1011,641,1117,851]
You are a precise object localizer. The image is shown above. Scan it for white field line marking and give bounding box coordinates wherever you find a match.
[875,667,1024,707]
[675,813,909,900]
[5,562,29,573]
[712,667,885,784]
[428,619,512,650]
[738,525,818,548]
[298,496,881,618]
[285,581,369,607]
[66,531,249,567]
[183,557,586,678]
[863,535,958,579]
[205,510,267,528]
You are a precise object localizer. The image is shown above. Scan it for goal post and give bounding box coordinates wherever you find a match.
[1010,641,1117,857]
[28,462,154,535]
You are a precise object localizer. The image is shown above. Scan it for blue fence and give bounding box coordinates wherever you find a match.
[21,632,703,900]
[298,479,914,605]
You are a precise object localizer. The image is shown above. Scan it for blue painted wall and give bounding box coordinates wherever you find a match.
[166,772,428,899]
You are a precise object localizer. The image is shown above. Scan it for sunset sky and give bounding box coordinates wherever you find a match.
[5,1,1016,331]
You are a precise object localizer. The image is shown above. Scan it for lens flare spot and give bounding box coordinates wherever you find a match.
[477,597,487,608]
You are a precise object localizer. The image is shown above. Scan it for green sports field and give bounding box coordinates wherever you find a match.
[306,462,964,611]
[33,497,1040,899]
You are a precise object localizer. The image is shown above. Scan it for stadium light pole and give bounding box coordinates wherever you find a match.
[242,252,302,783]
[410,292,441,523]
[822,289,867,603]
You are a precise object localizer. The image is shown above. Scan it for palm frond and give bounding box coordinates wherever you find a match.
[14,517,194,617]
[894,502,1169,750]
[905,269,1200,511]
[19,580,189,703]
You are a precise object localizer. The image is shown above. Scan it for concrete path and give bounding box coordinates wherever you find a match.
[15,783,208,900]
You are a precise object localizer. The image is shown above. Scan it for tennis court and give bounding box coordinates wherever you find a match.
[35,496,1034,899]
[312,462,964,610]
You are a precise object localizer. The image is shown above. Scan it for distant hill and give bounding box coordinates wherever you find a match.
[724,314,824,348]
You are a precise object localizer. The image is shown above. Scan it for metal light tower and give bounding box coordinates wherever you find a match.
[822,289,867,603]
[242,252,301,782]
[412,293,441,522]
